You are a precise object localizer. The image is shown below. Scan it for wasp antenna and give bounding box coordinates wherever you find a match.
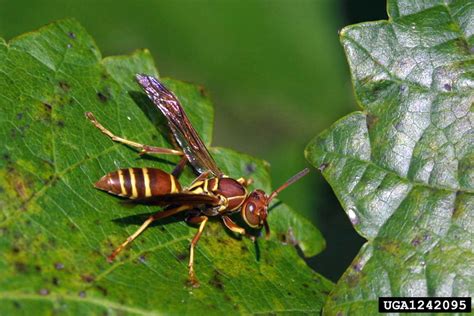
[268,168,310,202]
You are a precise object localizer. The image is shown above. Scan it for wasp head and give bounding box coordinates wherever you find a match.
[241,189,269,229]
[240,168,310,238]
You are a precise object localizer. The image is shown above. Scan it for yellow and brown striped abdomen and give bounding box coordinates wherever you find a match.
[94,168,181,199]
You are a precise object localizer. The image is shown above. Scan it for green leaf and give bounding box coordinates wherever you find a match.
[306,0,473,314]
[0,19,332,315]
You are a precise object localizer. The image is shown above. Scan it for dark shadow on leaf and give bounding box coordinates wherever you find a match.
[112,211,186,227]
[132,154,178,167]
[254,239,261,262]
[221,213,261,261]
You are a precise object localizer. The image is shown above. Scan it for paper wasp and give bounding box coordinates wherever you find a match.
[86,74,309,286]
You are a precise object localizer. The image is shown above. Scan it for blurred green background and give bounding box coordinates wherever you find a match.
[0,0,385,281]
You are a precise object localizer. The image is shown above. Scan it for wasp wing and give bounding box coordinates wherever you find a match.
[131,192,221,206]
[136,74,223,177]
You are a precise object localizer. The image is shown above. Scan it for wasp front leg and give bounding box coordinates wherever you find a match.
[185,215,209,287]
[85,112,183,156]
[222,216,255,242]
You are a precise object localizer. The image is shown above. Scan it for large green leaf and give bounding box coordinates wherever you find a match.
[306,0,473,314]
[0,19,332,315]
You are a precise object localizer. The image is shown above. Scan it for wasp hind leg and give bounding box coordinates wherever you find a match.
[86,112,183,156]
[171,156,188,178]
[107,205,190,262]
[185,215,209,288]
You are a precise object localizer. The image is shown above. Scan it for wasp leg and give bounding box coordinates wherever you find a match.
[107,205,190,262]
[172,156,188,178]
[236,177,253,187]
[86,112,183,156]
[188,171,211,187]
[222,216,256,242]
[186,215,209,287]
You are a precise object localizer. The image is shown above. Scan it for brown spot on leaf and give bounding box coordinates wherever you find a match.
[43,103,52,112]
[318,162,329,172]
[245,163,256,174]
[138,255,146,263]
[454,38,469,54]
[2,153,11,162]
[8,170,29,201]
[81,274,95,283]
[68,223,78,231]
[176,253,187,262]
[95,285,108,296]
[278,233,287,243]
[223,294,232,302]
[209,271,224,290]
[198,85,208,97]
[97,92,108,103]
[346,273,360,288]
[14,262,27,273]
[240,245,248,253]
[378,240,400,253]
[39,288,49,296]
[58,81,70,92]
[411,236,422,246]
[352,262,362,272]
[366,114,379,130]
[286,227,297,246]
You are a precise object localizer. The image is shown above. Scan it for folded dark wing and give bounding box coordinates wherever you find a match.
[132,192,221,206]
[136,74,223,177]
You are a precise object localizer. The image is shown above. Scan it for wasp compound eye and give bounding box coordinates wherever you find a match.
[242,201,262,228]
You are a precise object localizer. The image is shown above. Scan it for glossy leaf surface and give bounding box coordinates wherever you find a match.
[306,0,473,314]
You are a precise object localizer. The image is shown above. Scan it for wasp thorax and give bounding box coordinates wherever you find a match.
[241,190,268,228]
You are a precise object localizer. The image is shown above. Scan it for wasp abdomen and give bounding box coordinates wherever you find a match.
[94,168,181,199]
